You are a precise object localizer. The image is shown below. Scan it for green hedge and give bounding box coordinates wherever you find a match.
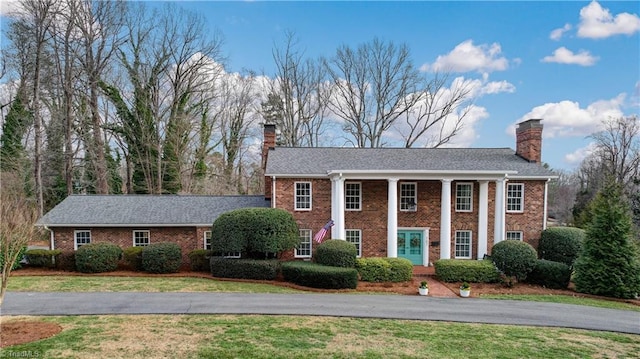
[210,208,299,258]
[123,247,144,271]
[314,240,357,268]
[356,257,413,282]
[25,249,61,268]
[75,243,122,273]
[56,251,76,271]
[539,227,585,267]
[0,246,27,270]
[526,259,571,289]
[434,259,500,283]
[142,242,182,274]
[282,261,358,289]
[491,240,538,281]
[210,258,280,280]
[189,250,212,272]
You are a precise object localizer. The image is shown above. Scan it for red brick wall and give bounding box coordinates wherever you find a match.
[275,178,547,263]
[53,226,212,266]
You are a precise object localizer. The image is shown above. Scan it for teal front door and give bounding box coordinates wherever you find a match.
[397,230,423,265]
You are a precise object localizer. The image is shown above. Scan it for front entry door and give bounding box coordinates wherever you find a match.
[397,230,423,265]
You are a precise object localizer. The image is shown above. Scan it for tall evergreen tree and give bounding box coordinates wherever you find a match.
[573,181,640,298]
[0,94,31,172]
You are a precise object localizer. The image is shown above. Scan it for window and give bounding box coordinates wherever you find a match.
[400,182,417,211]
[133,230,150,247]
[506,231,523,241]
[345,182,361,211]
[507,183,524,212]
[296,229,312,258]
[346,229,362,257]
[455,230,472,259]
[456,183,473,212]
[295,182,312,210]
[204,231,212,250]
[74,230,91,250]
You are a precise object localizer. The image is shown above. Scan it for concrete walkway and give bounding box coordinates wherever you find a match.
[2,292,639,334]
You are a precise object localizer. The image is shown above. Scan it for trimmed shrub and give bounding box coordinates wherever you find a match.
[123,246,144,271]
[211,208,299,258]
[210,258,279,280]
[539,227,585,267]
[491,240,538,281]
[356,257,413,282]
[141,242,182,274]
[189,249,212,272]
[25,249,61,268]
[56,251,76,271]
[281,261,358,289]
[526,259,571,289]
[314,240,357,268]
[434,259,500,283]
[75,243,122,273]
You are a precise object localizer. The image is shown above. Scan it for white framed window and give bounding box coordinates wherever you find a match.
[74,230,91,250]
[133,230,150,247]
[295,229,312,258]
[346,229,362,257]
[455,183,473,212]
[454,230,472,259]
[295,182,312,211]
[204,231,212,250]
[400,182,417,211]
[507,183,524,213]
[506,231,523,241]
[345,182,362,211]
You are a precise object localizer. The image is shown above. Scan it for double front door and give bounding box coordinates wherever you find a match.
[397,230,425,265]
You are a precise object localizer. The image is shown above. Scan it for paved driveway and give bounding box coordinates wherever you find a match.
[2,292,639,334]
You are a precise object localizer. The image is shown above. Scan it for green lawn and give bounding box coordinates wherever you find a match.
[2,315,638,359]
[480,294,640,312]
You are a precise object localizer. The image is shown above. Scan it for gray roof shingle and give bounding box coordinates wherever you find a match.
[265,147,555,177]
[37,195,270,227]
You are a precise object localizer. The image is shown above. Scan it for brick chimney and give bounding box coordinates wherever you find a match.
[515,119,543,163]
[263,124,276,200]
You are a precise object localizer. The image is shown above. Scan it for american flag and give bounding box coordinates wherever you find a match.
[313,220,334,243]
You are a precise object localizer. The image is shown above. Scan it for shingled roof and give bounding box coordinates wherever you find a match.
[265,147,555,178]
[37,195,270,227]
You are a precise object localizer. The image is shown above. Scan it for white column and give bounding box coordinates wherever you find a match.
[440,179,452,259]
[477,181,489,259]
[387,178,398,258]
[331,176,345,239]
[493,178,506,245]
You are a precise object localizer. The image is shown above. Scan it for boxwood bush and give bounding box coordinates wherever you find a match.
[356,257,413,282]
[75,243,122,273]
[210,258,279,280]
[434,259,500,282]
[491,240,538,281]
[189,249,212,272]
[24,249,61,268]
[56,251,76,271]
[281,261,358,289]
[141,242,182,274]
[314,240,357,268]
[538,227,585,267]
[123,246,144,271]
[526,259,571,289]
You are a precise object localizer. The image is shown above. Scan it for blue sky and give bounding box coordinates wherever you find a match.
[1,1,638,170]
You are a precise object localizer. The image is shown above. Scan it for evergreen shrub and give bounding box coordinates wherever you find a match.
[210,258,279,280]
[75,243,122,273]
[526,259,571,289]
[491,240,538,281]
[188,249,211,272]
[25,249,61,268]
[123,246,144,271]
[539,227,585,267]
[434,259,500,282]
[281,261,358,289]
[141,242,182,274]
[314,240,357,268]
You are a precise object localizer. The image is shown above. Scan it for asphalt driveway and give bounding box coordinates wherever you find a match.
[2,292,639,334]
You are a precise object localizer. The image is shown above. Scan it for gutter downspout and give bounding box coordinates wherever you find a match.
[543,179,549,230]
[271,176,276,208]
[44,226,54,250]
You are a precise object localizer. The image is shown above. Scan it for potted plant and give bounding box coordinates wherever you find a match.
[418,281,429,296]
[459,282,471,297]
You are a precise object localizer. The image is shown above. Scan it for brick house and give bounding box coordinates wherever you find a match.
[36,195,269,264]
[263,119,556,266]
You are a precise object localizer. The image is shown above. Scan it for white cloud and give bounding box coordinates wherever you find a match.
[507,93,626,139]
[577,1,640,39]
[0,0,20,17]
[541,47,599,66]
[421,40,510,74]
[550,23,572,41]
[564,143,597,165]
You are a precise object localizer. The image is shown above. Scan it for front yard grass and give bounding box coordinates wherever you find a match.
[480,294,640,312]
[2,315,639,359]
